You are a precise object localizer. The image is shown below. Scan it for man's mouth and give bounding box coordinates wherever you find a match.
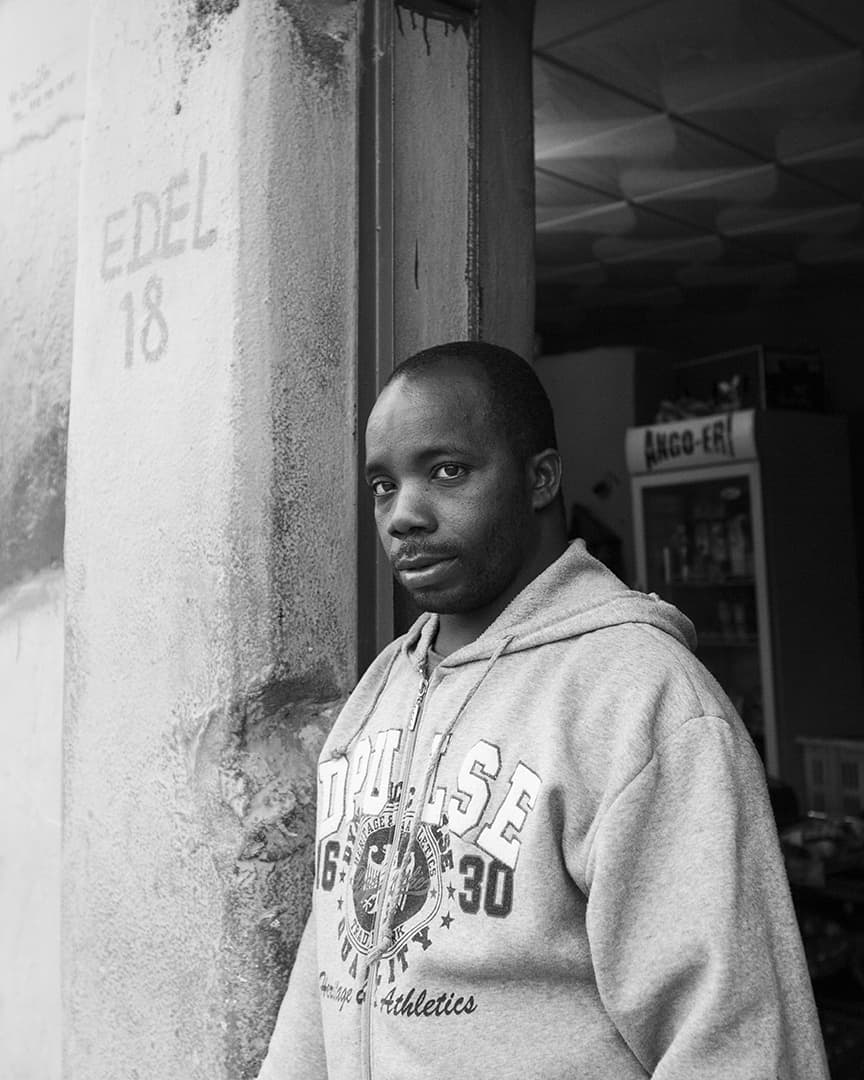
[393,553,452,570]
[393,553,457,586]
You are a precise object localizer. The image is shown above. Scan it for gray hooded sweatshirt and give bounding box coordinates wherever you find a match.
[258,541,828,1080]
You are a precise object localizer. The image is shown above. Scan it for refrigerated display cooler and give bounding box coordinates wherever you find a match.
[626,408,864,806]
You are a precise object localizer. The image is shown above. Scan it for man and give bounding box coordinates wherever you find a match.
[259,341,827,1079]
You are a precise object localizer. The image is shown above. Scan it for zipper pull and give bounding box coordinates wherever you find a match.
[408,673,429,731]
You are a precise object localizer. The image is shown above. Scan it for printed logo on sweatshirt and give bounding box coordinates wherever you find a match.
[317,731,542,871]
[316,732,543,989]
[321,799,449,982]
[318,969,478,1019]
[345,806,443,956]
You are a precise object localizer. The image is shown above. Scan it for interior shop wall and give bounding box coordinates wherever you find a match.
[0,2,88,1078]
[535,347,671,586]
[63,3,358,1078]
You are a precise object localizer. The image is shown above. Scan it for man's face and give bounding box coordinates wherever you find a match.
[364,371,537,616]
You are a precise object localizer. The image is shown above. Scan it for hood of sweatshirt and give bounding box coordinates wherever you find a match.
[402,538,696,667]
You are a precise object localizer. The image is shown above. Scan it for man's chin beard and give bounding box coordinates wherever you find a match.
[403,584,497,617]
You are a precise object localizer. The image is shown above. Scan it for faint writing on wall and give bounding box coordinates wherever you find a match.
[9,64,77,124]
[101,153,217,367]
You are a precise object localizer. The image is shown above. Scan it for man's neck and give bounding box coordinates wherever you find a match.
[433,532,567,657]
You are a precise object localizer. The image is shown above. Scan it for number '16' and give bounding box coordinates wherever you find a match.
[120,274,169,366]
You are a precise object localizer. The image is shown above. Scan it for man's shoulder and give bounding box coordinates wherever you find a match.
[541,620,738,728]
[573,617,696,662]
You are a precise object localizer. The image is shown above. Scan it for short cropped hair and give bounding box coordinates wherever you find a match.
[388,341,558,463]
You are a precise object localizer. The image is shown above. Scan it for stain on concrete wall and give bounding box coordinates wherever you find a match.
[186,0,241,52]
[395,1,473,45]
[0,404,68,590]
[274,0,355,76]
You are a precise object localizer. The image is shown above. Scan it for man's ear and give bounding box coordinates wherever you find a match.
[527,448,563,510]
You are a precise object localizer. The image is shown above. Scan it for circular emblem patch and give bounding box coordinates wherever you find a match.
[345,809,442,958]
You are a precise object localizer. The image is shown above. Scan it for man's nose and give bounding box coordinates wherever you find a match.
[386,482,435,537]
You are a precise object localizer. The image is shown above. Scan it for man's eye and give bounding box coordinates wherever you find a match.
[369,478,395,497]
[433,463,466,481]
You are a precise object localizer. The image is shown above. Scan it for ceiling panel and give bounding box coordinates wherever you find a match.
[538,0,743,110]
[533,0,864,338]
[534,55,670,160]
[778,0,864,47]
[776,121,864,197]
[533,0,669,53]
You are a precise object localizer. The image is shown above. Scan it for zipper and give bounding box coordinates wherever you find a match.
[360,667,431,1080]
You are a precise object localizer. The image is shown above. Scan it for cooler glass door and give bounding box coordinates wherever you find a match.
[633,465,777,773]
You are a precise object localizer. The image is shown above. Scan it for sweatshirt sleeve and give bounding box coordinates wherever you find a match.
[584,716,828,1080]
[256,905,327,1080]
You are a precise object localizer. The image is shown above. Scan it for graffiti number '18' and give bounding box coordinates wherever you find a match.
[121,274,169,366]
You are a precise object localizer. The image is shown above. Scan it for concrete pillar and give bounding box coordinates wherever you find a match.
[63,2,534,1078]
[0,3,89,1078]
[63,3,358,1078]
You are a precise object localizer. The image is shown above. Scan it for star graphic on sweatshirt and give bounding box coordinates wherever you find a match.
[441,911,454,929]
[446,883,456,900]
[339,869,346,882]
[337,898,344,910]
